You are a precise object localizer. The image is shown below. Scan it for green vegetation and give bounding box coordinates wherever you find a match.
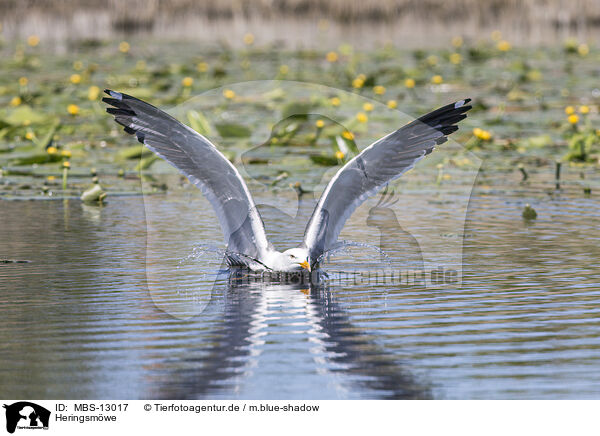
[0,32,598,200]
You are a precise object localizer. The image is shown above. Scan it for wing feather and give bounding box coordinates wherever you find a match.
[302,99,472,264]
[103,89,272,261]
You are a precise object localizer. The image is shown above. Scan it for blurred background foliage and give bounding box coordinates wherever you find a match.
[1,0,600,48]
[0,0,598,201]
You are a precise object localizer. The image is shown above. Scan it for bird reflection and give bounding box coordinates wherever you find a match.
[148,275,430,399]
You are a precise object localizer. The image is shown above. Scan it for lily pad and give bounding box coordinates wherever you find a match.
[5,106,53,125]
[215,122,251,138]
[310,154,339,166]
[281,101,313,119]
[519,134,553,149]
[10,152,62,166]
[118,145,154,160]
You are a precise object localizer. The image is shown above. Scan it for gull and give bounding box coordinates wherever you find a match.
[104,90,471,273]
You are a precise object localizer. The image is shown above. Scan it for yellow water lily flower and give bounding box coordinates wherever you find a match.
[404,78,415,89]
[47,146,58,155]
[578,43,589,56]
[88,86,100,100]
[223,89,236,99]
[315,119,325,128]
[27,35,40,47]
[568,114,579,124]
[387,100,398,109]
[426,55,438,66]
[352,77,364,89]
[497,40,512,52]
[67,104,80,115]
[579,105,590,114]
[10,96,22,106]
[182,77,193,87]
[335,150,345,160]
[431,75,443,84]
[472,128,492,141]
[326,51,338,62]
[118,41,130,53]
[18,77,28,86]
[373,85,385,95]
[356,112,368,123]
[480,130,492,141]
[70,74,81,84]
[362,102,374,112]
[564,106,575,115]
[243,33,254,45]
[342,130,354,140]
[449,53,462,65]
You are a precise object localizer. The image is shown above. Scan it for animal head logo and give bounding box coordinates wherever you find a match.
[367,187,424,269]
[366,186,400,227]
[3,402,50,434]
[134,80,480,318]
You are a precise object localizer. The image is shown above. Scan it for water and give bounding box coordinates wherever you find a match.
[1,184,599,399]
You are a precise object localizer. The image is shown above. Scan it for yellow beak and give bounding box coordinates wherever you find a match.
[299,260,311,271]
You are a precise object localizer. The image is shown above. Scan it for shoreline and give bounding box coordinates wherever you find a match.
[1,0,599,48]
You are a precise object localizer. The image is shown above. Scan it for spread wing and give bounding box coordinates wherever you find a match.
[302,99,472,264]
[103,89,272,262]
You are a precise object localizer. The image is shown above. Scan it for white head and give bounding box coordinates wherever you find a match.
[271,247,310,272]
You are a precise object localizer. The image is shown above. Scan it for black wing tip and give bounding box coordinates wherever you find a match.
[446,98,472,116]
[103,88,138,103]
[103,91,137,120]
[104,89,123,100]
[102,95,126,111]
[454,98,472,109]
[416,98,473,134]
[106,107,135,116]
[103,90,138,137]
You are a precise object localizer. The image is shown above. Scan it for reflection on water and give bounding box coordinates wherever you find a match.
[149,279,430,399]
[1,187,599,399]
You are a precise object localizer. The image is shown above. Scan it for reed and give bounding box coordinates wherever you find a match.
[1,0,600,47]
[1,0,599,24]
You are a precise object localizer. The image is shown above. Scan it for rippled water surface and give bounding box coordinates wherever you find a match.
[1,185,599,399]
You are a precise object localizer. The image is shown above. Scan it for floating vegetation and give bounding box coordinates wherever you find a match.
[80,183,107,203]
[0,34,598,201]
[522,204,538,220]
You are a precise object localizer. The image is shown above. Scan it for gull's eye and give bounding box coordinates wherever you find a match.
[289,254,296,259]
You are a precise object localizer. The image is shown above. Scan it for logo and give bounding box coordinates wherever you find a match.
[3,402,50,434]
